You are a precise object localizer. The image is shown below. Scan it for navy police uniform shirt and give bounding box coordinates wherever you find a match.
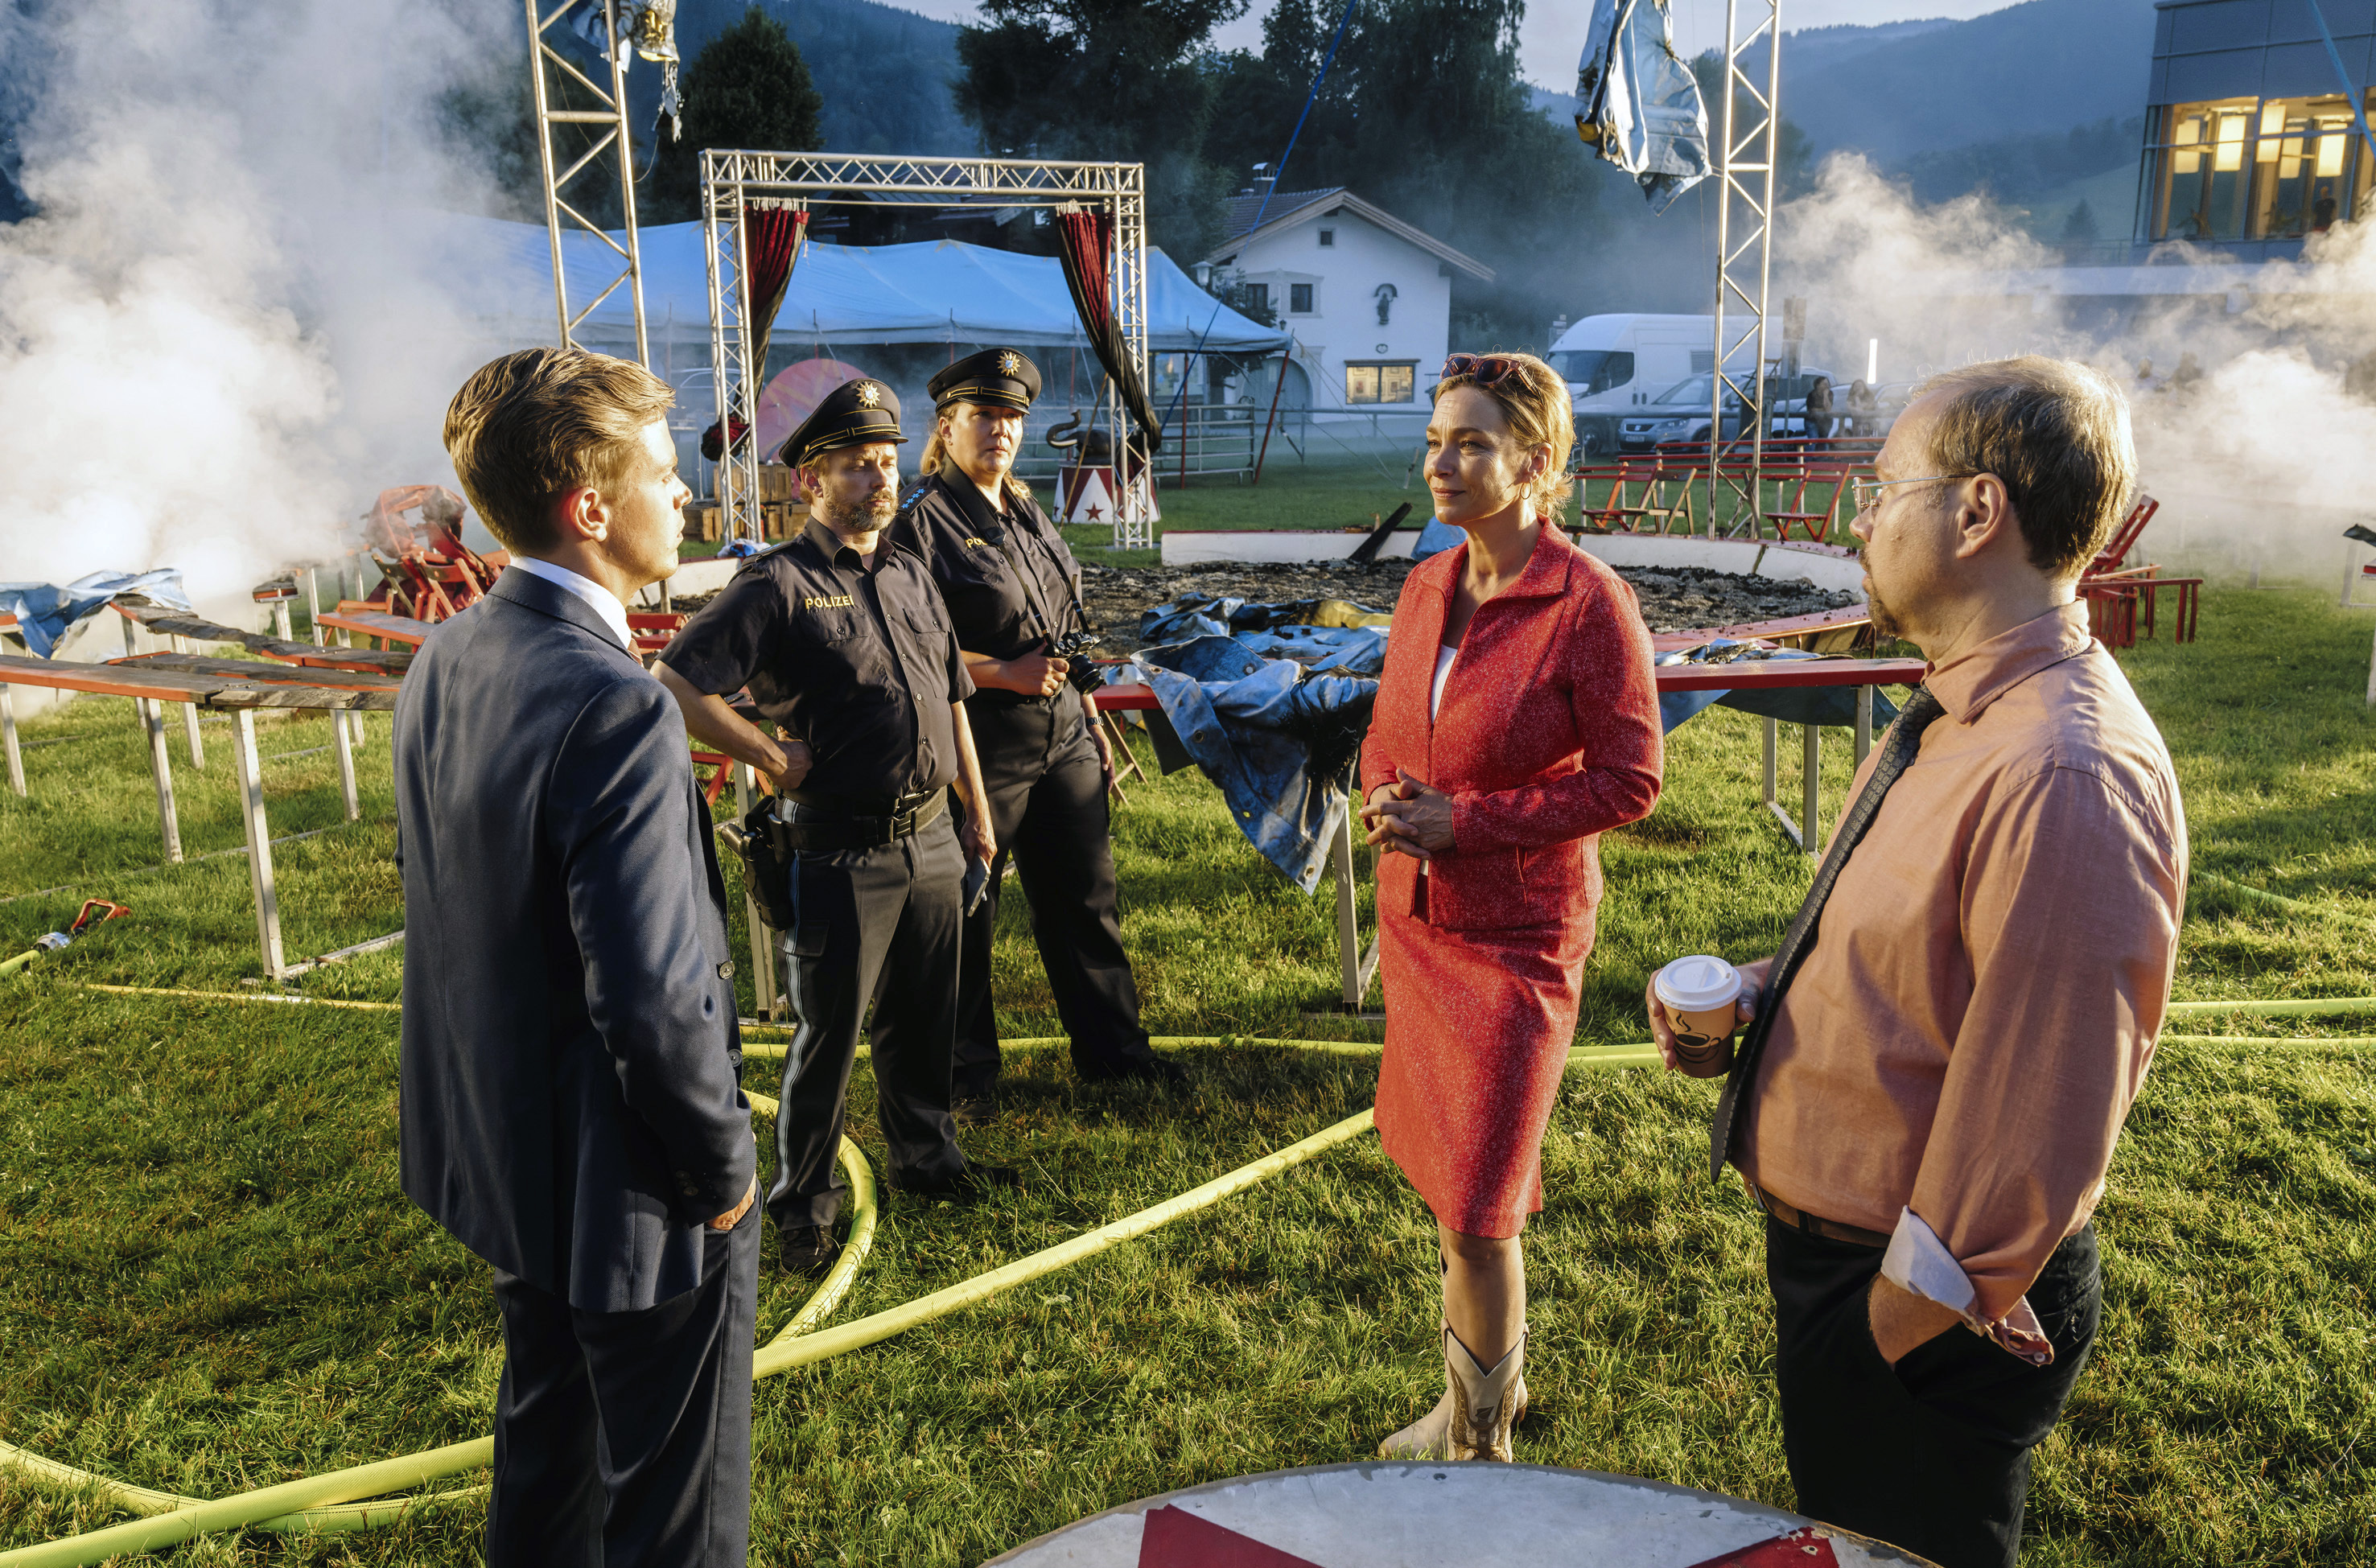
[661,516,974,798]
[887,467,1083,705]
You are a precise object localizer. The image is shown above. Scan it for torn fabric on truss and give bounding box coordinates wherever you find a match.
[1574,0,1711,215]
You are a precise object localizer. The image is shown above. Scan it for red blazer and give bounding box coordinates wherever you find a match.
[1361,529,1662,931]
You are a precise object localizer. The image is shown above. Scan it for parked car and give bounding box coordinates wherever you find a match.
[1616,368,1843,451]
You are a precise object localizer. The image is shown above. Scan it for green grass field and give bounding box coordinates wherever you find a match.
[0,584,2370,1565]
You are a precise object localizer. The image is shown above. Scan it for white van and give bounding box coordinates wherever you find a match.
[1547,314,1748,459]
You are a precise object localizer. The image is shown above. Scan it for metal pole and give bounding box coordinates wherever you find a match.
[331,697,360,822]
[0,686,22,798]
[1802,721,1821,855]
[1332,809,1361,1008]
[167,635,205,768]
[1711,0,1781,540]
[142,696,183,865]
[605,0,651,367]
[1855,683,1874,766]
[525,0,572,349]
[233,710,288,980]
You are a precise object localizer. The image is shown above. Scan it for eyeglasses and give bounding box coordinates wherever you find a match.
[1439,353,1526,389]
[1850,474,1968,514]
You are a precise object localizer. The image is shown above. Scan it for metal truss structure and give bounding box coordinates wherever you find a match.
[526,0,651,364]
[700,150,1155,549]
[1711,0,1782,536]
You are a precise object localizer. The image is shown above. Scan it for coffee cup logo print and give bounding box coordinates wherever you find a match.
[1655,955,1744,1076]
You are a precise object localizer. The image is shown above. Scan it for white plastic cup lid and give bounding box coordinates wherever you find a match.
[1656,954,1742,1012]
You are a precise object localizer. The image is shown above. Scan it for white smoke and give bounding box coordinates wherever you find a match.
[1774,154,2376,586]
[0,0,522,619]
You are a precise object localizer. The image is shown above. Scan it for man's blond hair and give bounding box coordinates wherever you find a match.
[443,348,674,553]
[1912,356,2137,578]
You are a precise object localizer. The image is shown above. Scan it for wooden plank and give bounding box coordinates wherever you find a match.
[318,608,434,647]
[1651,602,1874,654]
[0,655,397,711]
[109,652,403,693]
[112,599,411,673]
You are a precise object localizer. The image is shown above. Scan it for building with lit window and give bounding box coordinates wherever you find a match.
[1200,182,1493,419]
[2140,0,2376,258]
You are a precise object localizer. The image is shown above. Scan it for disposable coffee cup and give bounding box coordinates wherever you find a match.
[1655,955,1744,1075]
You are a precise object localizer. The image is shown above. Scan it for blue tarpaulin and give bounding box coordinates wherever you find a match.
[0,570,193,658]
[1126,636,1376,893]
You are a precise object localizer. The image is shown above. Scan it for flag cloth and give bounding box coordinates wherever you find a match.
[1575,0,1712,214]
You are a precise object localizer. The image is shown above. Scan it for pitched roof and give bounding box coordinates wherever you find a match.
[1205,187,1494,282]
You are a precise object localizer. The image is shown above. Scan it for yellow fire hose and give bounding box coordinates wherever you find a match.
[4,985,2369,1564]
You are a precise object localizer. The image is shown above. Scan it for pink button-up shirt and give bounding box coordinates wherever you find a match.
[1739,603,2188,1323]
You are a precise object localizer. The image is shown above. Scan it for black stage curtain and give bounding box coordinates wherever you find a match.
[702,207,809,461]
[1055,208,1161,457]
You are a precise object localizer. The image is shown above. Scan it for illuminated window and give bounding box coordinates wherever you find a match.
[2149,95,2365,241]
[1346,361,1416,404]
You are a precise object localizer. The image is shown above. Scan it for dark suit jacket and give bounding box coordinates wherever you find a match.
[395,569,754,1313]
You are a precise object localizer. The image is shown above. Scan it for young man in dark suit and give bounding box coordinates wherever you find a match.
[396,347,759,1567]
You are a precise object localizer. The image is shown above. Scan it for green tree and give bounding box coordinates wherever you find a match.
[649,6,824,223]
[955,0,1248,255]
[2061,197,2100,245]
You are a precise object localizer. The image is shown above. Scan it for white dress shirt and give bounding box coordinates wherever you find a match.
[506,556,635,652]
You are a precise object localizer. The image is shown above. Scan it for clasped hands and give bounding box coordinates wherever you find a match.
[1361,768,1456,859]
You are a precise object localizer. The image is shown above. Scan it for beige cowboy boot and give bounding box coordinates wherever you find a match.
[1444,1326,1526,1463]
[1377,1327,1528,1461]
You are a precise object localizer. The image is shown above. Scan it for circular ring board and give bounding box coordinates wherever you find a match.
[983,1462,1938,1567]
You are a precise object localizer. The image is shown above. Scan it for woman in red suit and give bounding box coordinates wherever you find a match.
[1361,352,1663,1462]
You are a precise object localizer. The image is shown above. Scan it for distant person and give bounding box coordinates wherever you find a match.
[888,348,1186,1124]
[398,347,759,1567]
[1364,352,1663,1461]
[2132,357,2157,395]
[2314,194,2338,233]
[1845,377,1878,438]
[1653,356,2186,1567]
[657,377,1011,1281]
[2171,351,2204,396]
[1805,374,1835,443]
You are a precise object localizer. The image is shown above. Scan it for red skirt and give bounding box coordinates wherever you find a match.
[1373,895,1594,1239]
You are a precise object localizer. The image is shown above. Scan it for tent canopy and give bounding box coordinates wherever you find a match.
[440,213,1287,356]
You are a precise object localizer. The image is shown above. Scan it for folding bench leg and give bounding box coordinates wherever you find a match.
[233,710,287,978]
[1,685,22,797]
[141,698,183,863]
[1855,685,1874,767]
[170,636,204,768]
[332,698,360,821]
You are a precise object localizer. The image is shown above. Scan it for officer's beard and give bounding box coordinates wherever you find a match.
[819,488,898,537]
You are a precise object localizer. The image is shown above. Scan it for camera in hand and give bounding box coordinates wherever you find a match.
[1048,628,1106,694]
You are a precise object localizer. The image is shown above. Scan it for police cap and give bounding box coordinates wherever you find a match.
[929,348,1041,414]
[778,377,908,467]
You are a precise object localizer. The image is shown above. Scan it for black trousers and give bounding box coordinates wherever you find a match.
[769,814,966,1229]
[485,1210,759,1568]
[952,698,1155,1094]
[1767,1214,2102,1568]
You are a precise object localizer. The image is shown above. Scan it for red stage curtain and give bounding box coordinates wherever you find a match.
[704,207,809,460]
[1055,208,1162,455]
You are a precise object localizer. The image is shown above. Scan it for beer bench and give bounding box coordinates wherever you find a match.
[1088,652,1926,1011]
[0,654,394,981]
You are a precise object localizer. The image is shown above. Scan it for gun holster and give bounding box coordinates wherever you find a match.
[718,798,798,932]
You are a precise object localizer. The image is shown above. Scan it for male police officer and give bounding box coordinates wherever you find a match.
[889,348,1184,1122]
[656,377,1015,1277]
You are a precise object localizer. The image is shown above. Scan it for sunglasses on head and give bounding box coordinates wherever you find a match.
[1439,353,1526,389]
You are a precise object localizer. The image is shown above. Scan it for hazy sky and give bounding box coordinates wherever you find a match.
[881,0,2022,89]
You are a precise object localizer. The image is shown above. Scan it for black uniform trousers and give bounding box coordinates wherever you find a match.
[1767,1214,2102,1568]
[485,1208,759,1568]
[768,814,968,1230]
[952,698,1156,1094]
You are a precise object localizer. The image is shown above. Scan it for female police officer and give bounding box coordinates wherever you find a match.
[887,348,1185,1121]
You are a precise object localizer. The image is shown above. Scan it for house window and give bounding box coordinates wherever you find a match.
[1346,361,1417,404]
[1318,228,1335,246]
[1246,282,1270,316]
[2145,96,2369,241]
[1290,283,1315,314]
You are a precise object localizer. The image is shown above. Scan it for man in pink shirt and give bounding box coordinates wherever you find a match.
[1648,356,2187,1567]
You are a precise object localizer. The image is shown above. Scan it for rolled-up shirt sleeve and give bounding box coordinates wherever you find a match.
[658,572,780,698]
[1911,760,2183,1323]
